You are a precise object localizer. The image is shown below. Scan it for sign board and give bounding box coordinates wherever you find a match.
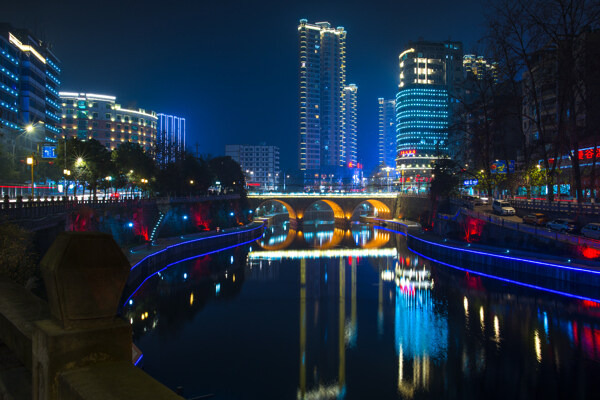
[463,178,478,186]
[491,160,515,174]
[41,145,57,159]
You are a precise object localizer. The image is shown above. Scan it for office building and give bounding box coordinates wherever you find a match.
[225,144,280,191]
[378,98,396,167]
[0,24,61,143]
[298,19,348,173]
[395,40,463,185]
[59,92,157,152]
[463,54,497,81]
[157,114,185,165]
[343,84,358,166]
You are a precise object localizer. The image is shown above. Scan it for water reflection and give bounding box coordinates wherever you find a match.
[126,221,600,399]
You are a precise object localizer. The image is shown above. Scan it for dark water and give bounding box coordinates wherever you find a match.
[124,222,600,399]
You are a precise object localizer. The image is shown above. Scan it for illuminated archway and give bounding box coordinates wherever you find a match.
[304,199,346,220]
[350,199,392,220]
[255,199,297,220]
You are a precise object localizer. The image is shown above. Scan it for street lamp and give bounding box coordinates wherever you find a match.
[26,155,35,198]
[11,121,44,165]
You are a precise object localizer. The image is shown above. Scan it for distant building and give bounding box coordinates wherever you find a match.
[298,19,348,173]
[0,23,62,143]
[343,84,358,166]
[157,114,185,165]
[225,144,280,191]
[378,98,396,167]
[463,54,497,81]
[59,92,157,152]
[395,40,464,186]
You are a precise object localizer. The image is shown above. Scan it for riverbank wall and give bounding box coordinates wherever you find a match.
[123,222,264,304]
[373,219,600,302]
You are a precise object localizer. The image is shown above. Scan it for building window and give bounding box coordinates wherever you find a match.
[105,113,111,119]
[92,112,98,118]
[116,115,121,121]
[105,123,111,129]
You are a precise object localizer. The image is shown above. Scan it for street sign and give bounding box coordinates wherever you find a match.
[463,178,478,186]
[41,145,57,159]
[491,160,515,174]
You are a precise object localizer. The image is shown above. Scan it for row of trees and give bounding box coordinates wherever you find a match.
[2,137,246,198]
[451,0,600,201]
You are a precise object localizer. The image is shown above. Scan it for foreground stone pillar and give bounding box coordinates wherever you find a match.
[33,232,131,400]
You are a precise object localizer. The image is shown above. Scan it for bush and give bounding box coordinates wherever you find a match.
[0,222,37,286]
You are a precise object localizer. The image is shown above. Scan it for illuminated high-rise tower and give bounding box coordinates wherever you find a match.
[395,40,463,183]
[378,98,396,167]
[298,19,347,172]
[343,84,358,166]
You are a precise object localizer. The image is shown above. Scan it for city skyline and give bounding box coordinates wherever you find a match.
[2,0,486,172]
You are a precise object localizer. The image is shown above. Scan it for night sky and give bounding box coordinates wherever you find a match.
[4,0,486,173]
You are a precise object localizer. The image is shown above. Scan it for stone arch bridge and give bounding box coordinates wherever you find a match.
[248,193,398,224]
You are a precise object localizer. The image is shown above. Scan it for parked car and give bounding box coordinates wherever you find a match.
[479,196,489,205]
[522,213,548,226]
[546,219,576,233]
[462,195,482,209]
[492,200,516,216]
[556,193,575,201]
[581,223,600,239]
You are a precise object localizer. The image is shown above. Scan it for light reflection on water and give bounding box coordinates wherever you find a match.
[125,221,600,399]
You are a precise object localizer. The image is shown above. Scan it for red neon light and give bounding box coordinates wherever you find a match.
[0,185,53,189]
[247,183,260,187]
[399,150,416,156]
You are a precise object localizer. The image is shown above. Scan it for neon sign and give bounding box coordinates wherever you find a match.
[399,150,416,157]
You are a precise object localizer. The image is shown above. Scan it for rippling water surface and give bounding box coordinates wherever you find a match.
[124,221,600,399]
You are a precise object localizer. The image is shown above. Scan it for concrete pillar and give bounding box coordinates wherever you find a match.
[33,232,132,400]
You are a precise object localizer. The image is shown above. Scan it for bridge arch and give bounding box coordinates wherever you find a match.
[350,199,392,220]
[255,199,297,220]
[304,199,346,220]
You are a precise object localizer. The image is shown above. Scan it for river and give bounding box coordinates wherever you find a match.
[123,221,600,399]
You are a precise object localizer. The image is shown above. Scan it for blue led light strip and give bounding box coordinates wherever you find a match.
[134,354,143,366]
[375,225,600,275]
[123,236,262,306]
[374,225,600,302]
[130,223,265,270]
[408,246,600,303]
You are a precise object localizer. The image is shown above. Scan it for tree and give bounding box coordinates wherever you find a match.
[208,156,246,194]
[113,142,156,196]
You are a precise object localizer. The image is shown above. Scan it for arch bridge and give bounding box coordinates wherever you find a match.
[248,193,398,224]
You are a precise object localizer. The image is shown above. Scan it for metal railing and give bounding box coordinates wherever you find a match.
[456,208,600,250]
[509,198,600,215]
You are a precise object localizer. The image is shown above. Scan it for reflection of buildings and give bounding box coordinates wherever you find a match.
[298,256,357,399]
[393,257,445,398]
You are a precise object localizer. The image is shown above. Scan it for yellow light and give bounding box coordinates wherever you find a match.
[9,33,46,64]
[25,124,34,132]
[189,293,194,306]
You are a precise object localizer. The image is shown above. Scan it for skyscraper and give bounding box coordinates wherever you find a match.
[157,114,185,165]
[395,40,463,185]
[378,98,396,167]
[0,24,61,143]
[298,19,347,173]
[343,84,358,166]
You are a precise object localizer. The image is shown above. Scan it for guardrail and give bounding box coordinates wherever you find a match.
[0,195,241,221]
[507,198,599,215]
[453,208,600,250]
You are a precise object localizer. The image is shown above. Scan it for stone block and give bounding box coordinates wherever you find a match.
[40,232,130,330]
[32,318,131,400]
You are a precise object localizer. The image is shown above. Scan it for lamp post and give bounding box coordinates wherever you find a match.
[26,154,35,198]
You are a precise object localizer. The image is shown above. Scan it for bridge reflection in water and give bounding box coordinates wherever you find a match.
[123,220,600,400]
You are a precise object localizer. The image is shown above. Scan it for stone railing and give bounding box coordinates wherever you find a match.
[0,232,183,400]
[0,194,240,221]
